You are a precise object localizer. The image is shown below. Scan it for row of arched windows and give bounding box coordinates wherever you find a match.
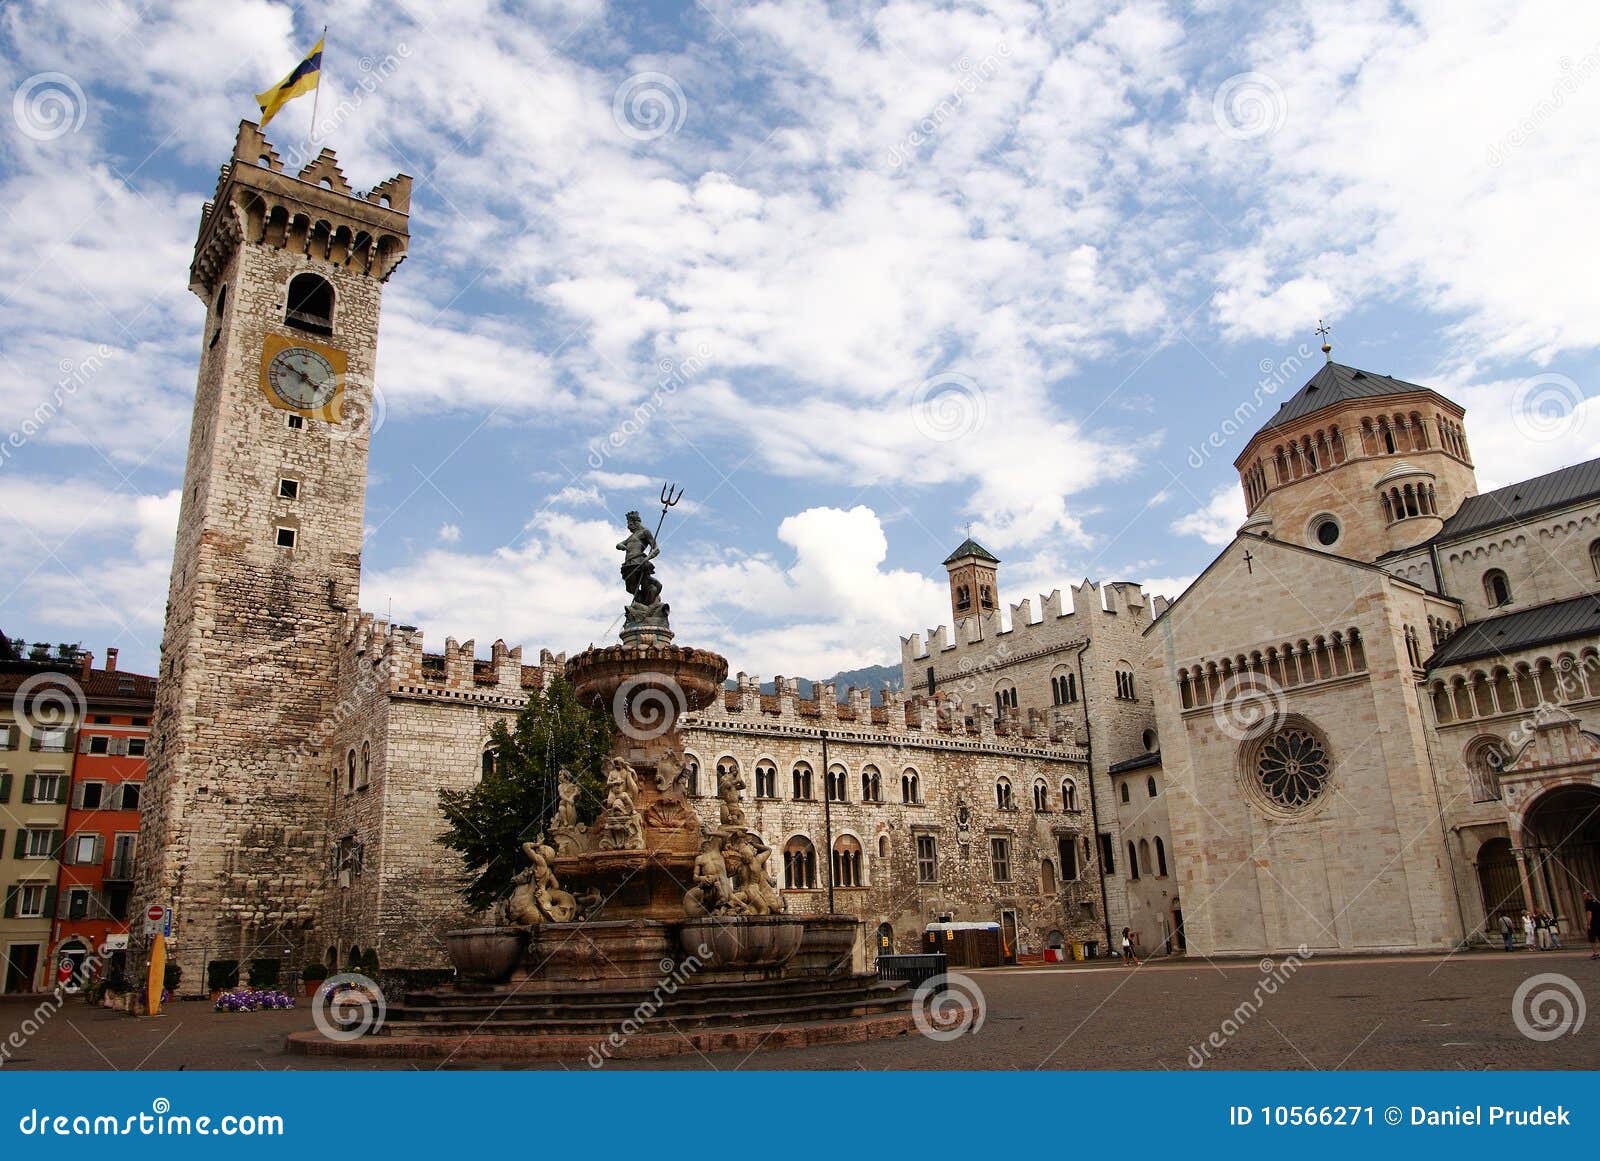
[699,756,926,805]
[781,833,879,889]
[1178,629,1366,708]
[1118,775,1159,802]
[1125,836,1169,880]
[1381,480,1438,523]
[1429,650,1600,725]
[1050,671,1079,705]
[1269,425,1347,487]
[953,582,995,612]
[1438,415,1469,459]
[1360,411,1433,457]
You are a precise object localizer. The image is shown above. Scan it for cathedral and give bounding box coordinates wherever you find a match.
[135,124,1600,983]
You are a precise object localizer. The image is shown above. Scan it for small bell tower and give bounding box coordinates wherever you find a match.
[944,536,1000,623]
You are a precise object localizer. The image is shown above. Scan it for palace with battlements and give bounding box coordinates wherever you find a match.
[135,124,1600,983]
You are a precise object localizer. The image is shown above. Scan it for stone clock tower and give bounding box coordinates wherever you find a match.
[136,122,410,982]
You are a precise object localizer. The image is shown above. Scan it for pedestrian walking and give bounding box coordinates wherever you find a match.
[1498,912,1515,951]
[1548,913,1562,950]
[1584,891,1600,959]
[1535,909,1551,950]
[1120,927,1139,966]
[1522,910,1537,950]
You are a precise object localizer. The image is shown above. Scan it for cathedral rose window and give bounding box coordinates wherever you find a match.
[1252,724,1330,810]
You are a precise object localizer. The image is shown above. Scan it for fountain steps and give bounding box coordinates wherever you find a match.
[397,971,878,1008]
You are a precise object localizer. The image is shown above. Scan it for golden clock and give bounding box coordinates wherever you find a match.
[258,333,348,421]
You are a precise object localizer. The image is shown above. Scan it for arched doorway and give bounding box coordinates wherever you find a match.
[1523,784,1600,930]
[875,922,894,958]
[1475,836,1522,929]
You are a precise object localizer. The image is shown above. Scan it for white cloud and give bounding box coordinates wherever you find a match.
[438,522,461,544]
[1172,483,1246,547]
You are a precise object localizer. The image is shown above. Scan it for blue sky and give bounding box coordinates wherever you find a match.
[2,0,1598,681]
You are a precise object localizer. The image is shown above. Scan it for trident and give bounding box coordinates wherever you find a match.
[653,482,683,540]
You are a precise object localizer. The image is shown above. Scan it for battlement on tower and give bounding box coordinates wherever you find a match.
[689,672,1086,755]
[340,611,560,702]
[901,578,1166,666]
[190,120,412,297]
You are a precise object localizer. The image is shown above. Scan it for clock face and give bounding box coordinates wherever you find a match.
[266,346,338,411]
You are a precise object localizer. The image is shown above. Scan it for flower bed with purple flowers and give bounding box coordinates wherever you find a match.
[213,988,297,1012]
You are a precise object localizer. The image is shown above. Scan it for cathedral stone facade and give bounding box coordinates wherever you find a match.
[137,126,1600,982]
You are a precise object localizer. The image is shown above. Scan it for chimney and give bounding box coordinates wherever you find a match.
[80,651,94,681]
[105,647,118,672]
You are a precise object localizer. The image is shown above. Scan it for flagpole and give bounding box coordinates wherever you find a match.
[307,25,328,154]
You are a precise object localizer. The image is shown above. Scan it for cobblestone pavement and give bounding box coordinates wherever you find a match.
[2,949,1594,1070]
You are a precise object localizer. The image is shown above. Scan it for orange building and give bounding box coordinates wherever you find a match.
[52,649,156,988]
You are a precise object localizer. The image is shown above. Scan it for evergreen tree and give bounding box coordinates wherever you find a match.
[436,676,614,911]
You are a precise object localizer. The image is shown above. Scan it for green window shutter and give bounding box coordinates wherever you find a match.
[3,887,17,918]
[21,774,34,803]
[0,829,5,854]
[55,779,68,804]
[28,728,40,751]
[13,829,25,858]
[63,728,76,754]
[50,829,64,858]
[0,772,9,802]
[0,724,11,750]
[42,886,57,918]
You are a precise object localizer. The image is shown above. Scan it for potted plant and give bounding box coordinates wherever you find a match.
[299,960,328,997]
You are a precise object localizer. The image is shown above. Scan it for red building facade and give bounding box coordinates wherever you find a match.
[53,650,155,986]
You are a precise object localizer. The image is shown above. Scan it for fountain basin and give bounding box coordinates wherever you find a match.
[679,915,804,972]
[444,927,528,983]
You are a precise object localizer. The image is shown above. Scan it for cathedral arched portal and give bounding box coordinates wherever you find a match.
[1520,783,1600,932]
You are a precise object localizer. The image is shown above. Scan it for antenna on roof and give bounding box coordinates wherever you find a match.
[1315,319,1333,362]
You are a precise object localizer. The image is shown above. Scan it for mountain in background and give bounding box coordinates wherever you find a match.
[727,662,903,704]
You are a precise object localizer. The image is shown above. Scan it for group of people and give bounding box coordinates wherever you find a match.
[1498,891,1600,957]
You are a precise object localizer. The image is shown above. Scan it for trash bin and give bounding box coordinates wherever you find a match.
[1071,941,1085,961]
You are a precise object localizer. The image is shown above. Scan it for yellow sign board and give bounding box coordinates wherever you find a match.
[146,933,166,1017]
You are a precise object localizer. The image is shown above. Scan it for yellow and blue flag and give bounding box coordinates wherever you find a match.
[255,35,323,128]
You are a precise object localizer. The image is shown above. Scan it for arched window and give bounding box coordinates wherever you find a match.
[877,834,889,859]
[994,683,1017,713]
[791,762,814,801]
[901,768,921,804]
[825,763,848,802]
[955,584,971,611]
[783,836,817,889]
[979,584,994,609]
[1146,775,1158,798]
[831,836,864,887]
[1138,838,1152,875]
[754,760,777,798]
[860,764,882,802]
[1127,840,1140,880]
[1115,664,1135,700]
[359,742,371,789]
[284,272,334,334]
[1051,670,1078,705]
[1120,781,1130,804]
[683,756,700,796]
[1032,779,1049,811]
[1483,569,1511,607]
[1155,836,1168,877]
[995,777,1013,810]
[1062,779,1077,811]
[1465,736,1508,803]
[347,749,357,792]
[1040,858,1057,893]
[1590,539,1600,579]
